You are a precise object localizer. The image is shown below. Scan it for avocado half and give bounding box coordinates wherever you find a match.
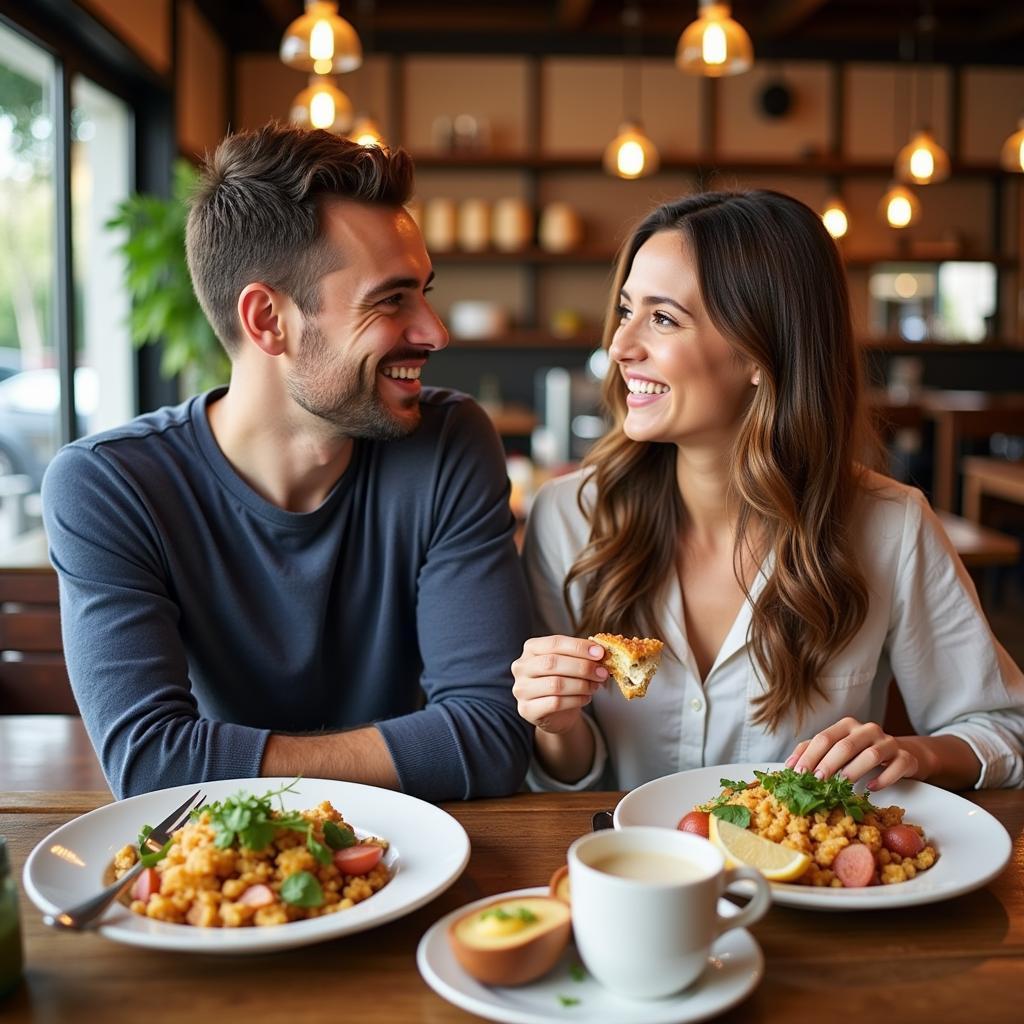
[447,895,571,986]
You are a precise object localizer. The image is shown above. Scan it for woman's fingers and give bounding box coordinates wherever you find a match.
[867,749,919,791]
[790,717,918,789]
[793,717,864,776]
[784,740,809,768]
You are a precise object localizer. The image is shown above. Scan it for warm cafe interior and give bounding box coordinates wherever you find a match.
[0,2,1023,1022]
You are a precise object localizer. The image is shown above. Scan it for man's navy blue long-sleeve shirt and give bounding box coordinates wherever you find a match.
[41,386,533,800]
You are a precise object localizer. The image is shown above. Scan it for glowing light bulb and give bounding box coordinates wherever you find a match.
[822,206,848,239]
[702,23,727,66]
[309,20,334,61]
[893,273,918,298]
[887,196,912,228]
[909,146,934,181]
[617,140,646,177]
[309,90,336,130]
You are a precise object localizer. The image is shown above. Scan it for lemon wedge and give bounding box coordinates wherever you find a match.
[709,815,812,882]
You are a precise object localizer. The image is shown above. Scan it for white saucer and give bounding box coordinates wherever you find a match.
[416,887,764,1024]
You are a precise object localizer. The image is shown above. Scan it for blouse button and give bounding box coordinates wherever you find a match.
[690,698,703,712]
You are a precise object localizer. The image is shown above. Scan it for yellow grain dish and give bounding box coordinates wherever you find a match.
[695,771,938,888]
[113,794,390,927]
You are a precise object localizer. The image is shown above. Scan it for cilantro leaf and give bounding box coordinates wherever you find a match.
[711,804,751,828]
[557,995,581,1007]
[280,871,324,907]
[137,825,173,867]
[569,963,586,982]
[323,821,356,850]
[307,835,332,866]
[718,778,749,791]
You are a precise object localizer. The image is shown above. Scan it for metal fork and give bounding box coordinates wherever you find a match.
[43,788,205,931]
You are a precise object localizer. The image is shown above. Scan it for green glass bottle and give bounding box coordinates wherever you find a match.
[0,837,23,998]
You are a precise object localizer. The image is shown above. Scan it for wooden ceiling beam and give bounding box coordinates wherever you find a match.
[756,0,830,38]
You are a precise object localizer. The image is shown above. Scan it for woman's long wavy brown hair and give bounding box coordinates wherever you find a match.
[566,190,877,731]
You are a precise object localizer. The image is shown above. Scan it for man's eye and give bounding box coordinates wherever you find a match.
[381,294,404,307]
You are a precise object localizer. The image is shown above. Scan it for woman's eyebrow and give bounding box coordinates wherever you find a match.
[631,291,693,318]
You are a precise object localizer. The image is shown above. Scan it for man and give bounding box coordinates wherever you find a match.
[41,124,532,801]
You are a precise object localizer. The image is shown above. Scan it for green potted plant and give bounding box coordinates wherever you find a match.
[106,159,229,393]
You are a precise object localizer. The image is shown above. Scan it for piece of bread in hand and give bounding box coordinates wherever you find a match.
[588,633,664,700]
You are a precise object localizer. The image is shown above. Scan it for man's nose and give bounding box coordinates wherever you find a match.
[408,303,449,351]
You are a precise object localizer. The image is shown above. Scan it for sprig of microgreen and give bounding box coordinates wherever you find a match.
[753,768,875,822]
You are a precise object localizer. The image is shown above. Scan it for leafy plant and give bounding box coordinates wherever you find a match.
[105,159,229,392]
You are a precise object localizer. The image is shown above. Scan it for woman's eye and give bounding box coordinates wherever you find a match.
[652,311,677,327]
[616,304,631,320]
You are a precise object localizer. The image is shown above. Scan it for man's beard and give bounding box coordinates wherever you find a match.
[286,320,421,441]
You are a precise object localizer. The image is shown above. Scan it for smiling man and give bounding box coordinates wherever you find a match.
[41,124,533,801]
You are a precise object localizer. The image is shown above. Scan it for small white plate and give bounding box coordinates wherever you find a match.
[614,762,1013,911]
[23,777,470,953]
[416,887,763,1024]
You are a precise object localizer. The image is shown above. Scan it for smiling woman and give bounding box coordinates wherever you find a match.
[512,189,1024,797]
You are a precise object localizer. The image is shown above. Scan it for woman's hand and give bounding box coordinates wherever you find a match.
[785,716,920,791]
[512,636,608,735]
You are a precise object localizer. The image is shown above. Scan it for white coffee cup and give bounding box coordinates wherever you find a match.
[567,826,771,1000]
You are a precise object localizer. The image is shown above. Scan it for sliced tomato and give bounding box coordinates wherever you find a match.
[237,883,275,908]
[332,844,383,875]
[677,811,711,839]
[130,867,160,903]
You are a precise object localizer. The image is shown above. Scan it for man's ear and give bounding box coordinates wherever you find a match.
[237,283,290,356]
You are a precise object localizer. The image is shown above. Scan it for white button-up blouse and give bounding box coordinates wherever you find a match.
[522,469,1024,792]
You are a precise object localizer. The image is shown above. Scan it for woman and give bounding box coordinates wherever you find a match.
[513,190,1024,793]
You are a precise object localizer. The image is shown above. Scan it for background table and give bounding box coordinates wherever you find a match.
[1,724,1022,1023]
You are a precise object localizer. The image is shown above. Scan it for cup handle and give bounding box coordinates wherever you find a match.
[715,866,772,936]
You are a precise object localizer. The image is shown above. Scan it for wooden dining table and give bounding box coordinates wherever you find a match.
[1,716,1023,1023]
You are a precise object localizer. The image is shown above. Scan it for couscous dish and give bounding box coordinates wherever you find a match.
[683,768,938,888]
[113,781,391,927]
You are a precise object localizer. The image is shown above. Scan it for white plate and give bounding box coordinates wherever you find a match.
[23,777,470,953]
[613,762,1013,911]
[417,886,763,1024]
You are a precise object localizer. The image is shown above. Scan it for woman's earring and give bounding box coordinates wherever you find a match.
[752,371,761,387]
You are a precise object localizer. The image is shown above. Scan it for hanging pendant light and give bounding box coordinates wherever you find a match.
[821,195,850,239]
[676,1,753,78]
[280,1,362,75]
[604,121,659,179]
[349,114,385,148]
[290,76,354,134]
[895,127,950,184]
[880,183,921,229]
[1000,117,1024,173]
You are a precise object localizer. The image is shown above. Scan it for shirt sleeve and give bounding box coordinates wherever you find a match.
[41,444,269,799]
[375,397,534,800]
[519,477,610,791]
[885,487,1024,789]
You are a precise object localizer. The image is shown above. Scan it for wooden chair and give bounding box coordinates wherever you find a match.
[0,568,77,714]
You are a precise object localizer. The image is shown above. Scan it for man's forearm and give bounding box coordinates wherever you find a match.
[261,726,401,788]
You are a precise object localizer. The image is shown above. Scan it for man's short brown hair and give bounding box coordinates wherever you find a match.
[185,122,414,353]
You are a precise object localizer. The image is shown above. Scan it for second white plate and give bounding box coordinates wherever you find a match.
[417,887,763,1024]
[613,762,1012,910]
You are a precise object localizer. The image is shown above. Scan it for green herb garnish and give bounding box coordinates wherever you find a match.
[137,824,173,867]
[480,906,539,924]
[557,995,581,1007]
[196,778,334,865]
[753,768,875,821]
[279,871,324,907]
[568,962,586,982]
[704,778,752,828]
[323,820,356,850]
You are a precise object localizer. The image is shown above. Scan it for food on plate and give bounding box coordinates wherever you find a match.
[548,864,570,904]
[676,810,711,838]
[588,633,664,700]
[690,769,938,888]
[112,780,391,927]
[708,815,811,881]
[447,896,571,986]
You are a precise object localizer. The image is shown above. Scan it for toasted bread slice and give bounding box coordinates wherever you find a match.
[588,633,664,700]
